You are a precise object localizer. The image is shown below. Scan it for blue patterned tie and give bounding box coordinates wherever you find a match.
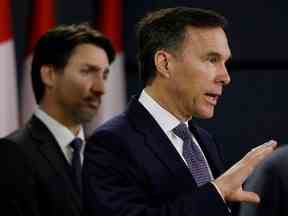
[173,123,212,186]
[70,138,83,194]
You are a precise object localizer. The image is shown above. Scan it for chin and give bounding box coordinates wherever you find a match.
[75,112,98,124]
[195,109,214,119]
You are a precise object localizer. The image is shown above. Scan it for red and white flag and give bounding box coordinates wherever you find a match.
[0,0,19,137]
[85,0,126,135]
[20,0,55,124]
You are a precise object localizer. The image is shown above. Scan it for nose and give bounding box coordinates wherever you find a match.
[91,77,105,96]
[217,64,231,86]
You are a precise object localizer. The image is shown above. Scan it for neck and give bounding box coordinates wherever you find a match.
[145,84,191,122]
[39,102,81,135]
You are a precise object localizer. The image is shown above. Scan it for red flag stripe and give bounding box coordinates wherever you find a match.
[20,0,55,124]
[0,0,12,42]
[99,0,122,52]
[26,0,55,55]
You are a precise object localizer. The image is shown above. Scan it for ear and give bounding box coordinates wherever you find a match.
[154,50,172,79]
[40,65,56,88]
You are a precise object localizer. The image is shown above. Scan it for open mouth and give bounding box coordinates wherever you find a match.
[85,97,101,110]
[205,93,220,105]
[88,102,100,109]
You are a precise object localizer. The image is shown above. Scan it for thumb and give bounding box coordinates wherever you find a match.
[234,191,260,203]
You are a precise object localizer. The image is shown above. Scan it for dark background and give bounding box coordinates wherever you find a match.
[11,0,288,168]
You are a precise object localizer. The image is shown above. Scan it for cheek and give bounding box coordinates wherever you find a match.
[67,77,88,92]
[59,81,85,103]
[184,79,202,98]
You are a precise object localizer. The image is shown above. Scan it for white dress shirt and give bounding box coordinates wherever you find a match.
[138,90,214,179]
[34,108,85,165]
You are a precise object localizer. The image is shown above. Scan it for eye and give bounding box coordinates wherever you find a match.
[207,56,218,64]
[80,68,91,75]
[103,68,109,80]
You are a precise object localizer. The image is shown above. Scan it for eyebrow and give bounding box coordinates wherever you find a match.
[207,51,232,61]
[82,64,109,72]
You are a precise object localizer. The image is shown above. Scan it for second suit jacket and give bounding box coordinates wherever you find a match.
[239,145,288,216]
[83,97,230,216]
[0,116,82,216]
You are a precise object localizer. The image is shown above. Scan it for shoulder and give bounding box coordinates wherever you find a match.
[241,145,288,215]
[86,112,133,151]
[260,145,288,171]
[85,109,152,162]
[0,118,44,164]
[91,112,131,140]
[1,127,29,150]
[0,128,35,181]
[246,144,288,186]
[1,119,39,151]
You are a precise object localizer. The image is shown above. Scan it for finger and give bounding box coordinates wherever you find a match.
[232,191,260,203]
[233,141,277,181]
[244,140,277,166]
[251,140,277,152]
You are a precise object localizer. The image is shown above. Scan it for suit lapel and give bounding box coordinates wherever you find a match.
[127,98,196,185]
[189,123,224,177]
[27,116,82,210]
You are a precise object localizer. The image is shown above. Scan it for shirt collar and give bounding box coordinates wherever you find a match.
[34,107,85,151]
[138,90,183,133]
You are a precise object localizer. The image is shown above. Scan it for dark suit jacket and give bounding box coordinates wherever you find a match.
[0,116,82,216]
[239,145,288,216]
[83,97,231,216]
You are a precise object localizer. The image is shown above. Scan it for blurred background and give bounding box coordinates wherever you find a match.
[2,0,288,168]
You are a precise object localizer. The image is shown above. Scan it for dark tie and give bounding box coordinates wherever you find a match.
[173,123,212,186]
[70,138,83,194]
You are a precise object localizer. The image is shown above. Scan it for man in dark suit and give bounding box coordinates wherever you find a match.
[83,7,277,216]
[0,23,115,216]
[239,145,288,216]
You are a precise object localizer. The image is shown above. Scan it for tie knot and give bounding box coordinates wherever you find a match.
[70,138,83,152]
[173,123,191,141]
